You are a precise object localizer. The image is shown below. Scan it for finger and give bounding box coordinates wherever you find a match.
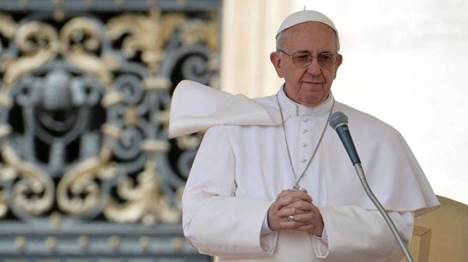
[281,200,315,212]
[278,220,306,230]
[296,224,315,230]
[277,207,297,218]
[267,205,290,231]
[279,189,294,194]
[278,191,312,203]
[273,196,298,210]
[291,213,316,224]
[292,210,323,223]
[281,213,311,225]
[277,215,316,229]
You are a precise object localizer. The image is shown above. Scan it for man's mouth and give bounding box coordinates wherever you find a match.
[302,81,323,85]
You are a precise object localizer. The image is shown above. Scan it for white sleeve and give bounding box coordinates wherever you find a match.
[182,126,278,258]
[312,206,414,261]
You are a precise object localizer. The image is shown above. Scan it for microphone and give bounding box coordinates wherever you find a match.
[329,112,361,165]
[329,111,414,262]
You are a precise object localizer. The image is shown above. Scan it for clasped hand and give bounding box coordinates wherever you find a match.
[267,190,324,236]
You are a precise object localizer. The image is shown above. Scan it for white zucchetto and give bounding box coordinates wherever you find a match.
[276,10,338,39]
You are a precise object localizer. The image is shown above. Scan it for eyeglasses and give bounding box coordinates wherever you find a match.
[277,49,339,68]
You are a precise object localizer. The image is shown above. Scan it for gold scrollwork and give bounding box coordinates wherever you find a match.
[56,133,117,216]
[143,76,171,91]
[56,167,103,216]
[0,13,17,76]
[0,183,8,218]
[104,139,180,224]
[3,21,59,88]
[61,17,101,53]
[0,13,16,40]
[107,12,185,71]
[1,144,54,216]
[61,17,117,86]
[152,109,170,129]
[181,20,219,51]
[101,90,124,108]
[176,135,202,150]
[125,107,140,126]
[1,14,120,89]
[0,9,218,223]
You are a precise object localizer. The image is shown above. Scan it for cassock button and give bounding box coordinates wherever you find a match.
[302,129,309,134]
[303,118,309,123]
[301,143,308,148]
[301,159,307,163]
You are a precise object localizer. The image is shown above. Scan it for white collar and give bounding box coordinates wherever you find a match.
[276,85,335,120]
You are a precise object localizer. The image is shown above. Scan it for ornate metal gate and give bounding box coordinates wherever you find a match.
[0,0,220,261]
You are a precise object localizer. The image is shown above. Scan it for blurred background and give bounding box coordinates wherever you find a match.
[0,0,219,261]
[0,0,466,261]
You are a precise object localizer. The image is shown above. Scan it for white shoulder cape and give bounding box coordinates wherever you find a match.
[169,80,439,215]
[168,80,281,138]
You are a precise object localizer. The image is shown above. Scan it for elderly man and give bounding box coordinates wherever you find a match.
[169,10,439,262]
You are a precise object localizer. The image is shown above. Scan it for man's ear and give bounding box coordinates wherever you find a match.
[334,54,343,76]
[270,52,285,78]
[336,54,343,68]
[331,54,343,80]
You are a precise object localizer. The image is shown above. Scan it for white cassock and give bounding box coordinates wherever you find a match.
[169,80,439,262]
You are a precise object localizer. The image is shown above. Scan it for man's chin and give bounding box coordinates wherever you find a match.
[302,82,324,89]
[299,96,323,107]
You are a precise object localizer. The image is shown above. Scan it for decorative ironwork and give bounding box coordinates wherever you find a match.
[0,0,220,260]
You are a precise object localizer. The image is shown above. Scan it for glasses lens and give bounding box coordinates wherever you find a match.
[317,53,336,68]
[289,52,337,68]
[292,53,312,67]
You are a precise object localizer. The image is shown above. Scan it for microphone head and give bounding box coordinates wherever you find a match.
[329,111,348,129]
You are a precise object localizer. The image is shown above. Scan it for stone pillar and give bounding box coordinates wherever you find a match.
[221,0,293,97]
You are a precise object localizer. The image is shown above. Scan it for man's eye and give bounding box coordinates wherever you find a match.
[294,54,310,62]
[318,54,334,62]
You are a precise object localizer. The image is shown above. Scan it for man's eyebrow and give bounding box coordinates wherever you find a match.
[292,50,311,54]
[291,50,335,54]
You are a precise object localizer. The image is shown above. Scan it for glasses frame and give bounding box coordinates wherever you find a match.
[277,49,339,69]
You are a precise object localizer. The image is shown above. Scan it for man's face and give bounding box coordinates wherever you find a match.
[270,22,342,107]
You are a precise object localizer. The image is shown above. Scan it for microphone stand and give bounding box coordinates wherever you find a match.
[330,112,414,261]
[354,163,414,262]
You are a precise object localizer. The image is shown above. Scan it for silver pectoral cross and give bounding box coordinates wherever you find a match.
[292,184,307,192]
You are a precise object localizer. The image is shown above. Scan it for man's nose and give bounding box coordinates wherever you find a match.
[306,58,322,76]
